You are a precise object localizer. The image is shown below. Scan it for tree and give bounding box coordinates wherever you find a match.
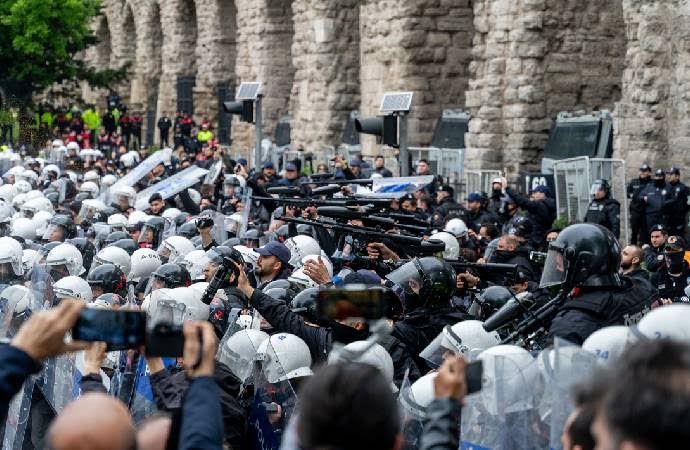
[0,0,128,104]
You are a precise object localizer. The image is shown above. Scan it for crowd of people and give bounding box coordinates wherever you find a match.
[0,112,688,450]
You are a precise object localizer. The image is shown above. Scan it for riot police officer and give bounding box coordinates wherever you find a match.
[643,224,668,273]
[666,167,690,237]
[627,163,652,244]
[544,223,656,344]
[642,169,671,235]
[650,235,690,303]
[584,179,620,238]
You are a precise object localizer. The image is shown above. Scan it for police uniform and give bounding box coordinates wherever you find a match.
[667,176,690,236]
[627,166,652,244]
[584,198,620,238]
[650,262,690,302]
[641,171,671,234]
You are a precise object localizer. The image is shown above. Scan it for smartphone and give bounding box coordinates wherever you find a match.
[72,308,146,351]
[316,286,394,322]
[466,360,483,394]
[145,322,185,357]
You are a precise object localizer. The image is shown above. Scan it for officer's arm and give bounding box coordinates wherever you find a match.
[249,289,330,362]
[505,187,537,213]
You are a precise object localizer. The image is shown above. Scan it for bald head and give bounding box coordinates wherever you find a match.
[48,393,136,450]
[136,415,171,450]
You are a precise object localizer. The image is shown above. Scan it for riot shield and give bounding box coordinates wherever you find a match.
[397,370,432,450]
[539,339,598,450]
[29,263,54,309]
[203,160,223,186]
[36,351,77,415]
[248,338,299,449]
[2,378,35,450]
[460,354,543,450]
[217,323,268,384]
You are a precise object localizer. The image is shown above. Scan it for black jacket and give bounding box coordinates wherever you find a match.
[420,397,462,450]
[650,262,690,302]
[644,244,665,273]
[505,188,556,247]
[627,177,651,214]
[465,208,498,232]
[549,277,656,345]
[641,182,672,219]
[0,344,40,425]
[584,197,621,238]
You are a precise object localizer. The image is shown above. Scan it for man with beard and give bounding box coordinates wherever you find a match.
[643,224,668,273]
[253,241,291,289]
[620,245,653,289]
[650,235,690,304]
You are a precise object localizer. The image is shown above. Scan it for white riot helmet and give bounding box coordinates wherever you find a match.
[65,171,78,184]
[107,213,128,233]
[226,213,244,234]
[188,188,201,204]
[181,250,210,282]
[297,254,334,278]
[255,333,313,383]
[233,245,259,270]
[0,184,16,203]
[428,231,460,260]
[0,236,24,280]
[112,185,136,208]
[169,287,210,321]
[219,329,269,383]
[101,174,117,188]
[24,190,43,202]
[476,345,540,415]
[635,304,690,343]
[328,341,396,391]
[129,248,162,283]
[162,208,182,222]
[188,282,209,297]
[444,218,468,238]
[42,164,61,180]
[66,142,80,152]
[54,276,93,303]
[420,320,501,368]
[582,326,634,364]
[10,218,36,242]
[79,181,100,199]
[83,170,99,184]
[32,210,53,239]
[14,179,31,194]
[21,197,54,218]
[158,236,195,264]
[22,249,39,273]
[287,267,319,289]
[16,170,38,188]
[284,235,321,267]
[46,243,84,278]
[128,210,149,228]
[120,151,140,169]
[51,139,64,149]
[0,285,34,317]
[93,246,131,276]
[399,372,437,420]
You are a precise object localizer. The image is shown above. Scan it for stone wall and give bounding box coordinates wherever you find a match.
[82,0,690,175]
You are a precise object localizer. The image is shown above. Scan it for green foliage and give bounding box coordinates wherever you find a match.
[0,0,128,102]
[552,217,569,230]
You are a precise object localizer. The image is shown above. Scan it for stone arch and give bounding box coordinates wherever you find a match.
[92,15,112,70]
[464,0,626,173]
[290,0,361,151]
[193,0,237,131]
[233,0,295,151]
[358,0,474,155]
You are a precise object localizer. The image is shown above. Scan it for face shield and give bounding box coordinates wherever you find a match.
[144,274,168,297]
[539,242,569,288]
[419,325,470,368]
[589,181,605,199]
[386,259,425,297]
[78,203,99,222]
[47,263,70,282]
[116,193,134,208]
[138,224,161,249]
[42,224,63,242]
[20,206,36,219]
[0,262,18,284]
[225,216,241,235]
[157,244,172,264]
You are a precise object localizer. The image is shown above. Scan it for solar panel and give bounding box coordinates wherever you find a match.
[236,82,262,100]
[379,92,414,113]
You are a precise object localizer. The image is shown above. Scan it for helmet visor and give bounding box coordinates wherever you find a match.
[539,243,569,288]
[590,181,605,198]
[385,259,423,295]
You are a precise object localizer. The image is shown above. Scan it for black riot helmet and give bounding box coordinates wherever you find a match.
[222,237,241,248]
[150,263,191,288]
[506,216,533,240]
[66,238,97,273]
[139,216,166,249]
[290,287,320,323]
[241,228,262,249]
[469,285,513,321]
[264,287,291,304]
[46,214,77,241]
[205,246,244,288]
[110,238,138,256]
[590,179,611,199]
[275,224,290,242]
[296,224,313,236]
[105,231,129,246]
[178,220,199,239]
[262,279,292,292]
[540,223,622,291]
[87,263,127,298]
[386,257,456,310]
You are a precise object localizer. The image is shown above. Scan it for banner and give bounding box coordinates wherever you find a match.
[106,148,172,204]
[355,176,435,198]
[135,166,209,210]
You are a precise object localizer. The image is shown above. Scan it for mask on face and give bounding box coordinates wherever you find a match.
[329,320,368,344]
[655,178,665,188]
[491,250,513,263]
[665,251,685,273]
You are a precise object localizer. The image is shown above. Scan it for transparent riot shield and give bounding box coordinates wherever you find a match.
[248,338,299,449]
[461,354,543,450]
[539,339,598,450]
[36,351,77,415]
[29,263,54,309]
[217,323,268,385]
[161,217,176,243]
[1,279,45,449]
[397,370,429,450]
[207,211,227,246]
[203,160,223,186]
[238,187,252,238]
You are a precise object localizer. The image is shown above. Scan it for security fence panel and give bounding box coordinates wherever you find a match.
[408,147,465,198]
[553,157,628,243]
[463,169,502,199]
